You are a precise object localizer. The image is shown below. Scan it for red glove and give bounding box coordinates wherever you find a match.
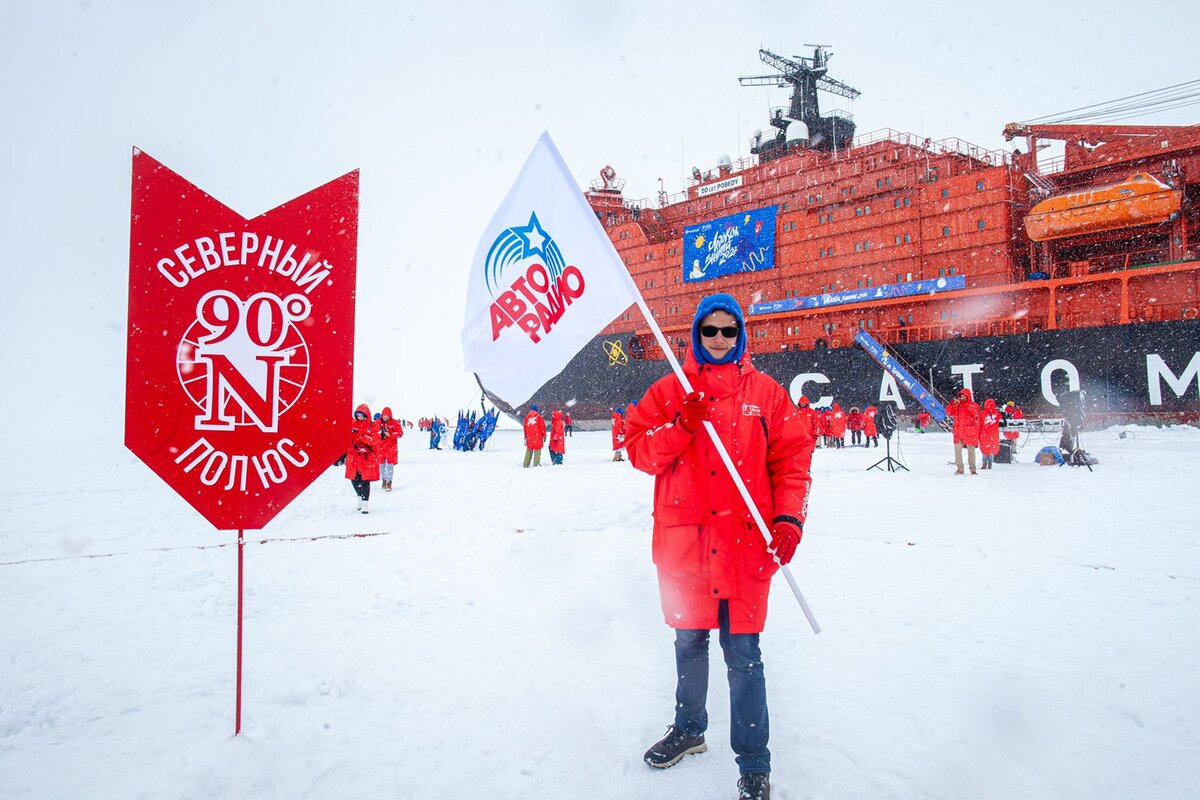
[769,521,802,565]
[678,391,708,433]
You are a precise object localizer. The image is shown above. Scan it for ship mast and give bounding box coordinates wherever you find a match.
[739,45,861,159]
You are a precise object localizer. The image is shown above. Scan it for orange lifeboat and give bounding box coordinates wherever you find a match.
[1024,172,1181,242]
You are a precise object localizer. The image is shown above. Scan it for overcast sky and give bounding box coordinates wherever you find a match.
[2,1,1198,434]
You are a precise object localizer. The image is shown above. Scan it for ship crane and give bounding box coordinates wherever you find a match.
[739,45,861,158]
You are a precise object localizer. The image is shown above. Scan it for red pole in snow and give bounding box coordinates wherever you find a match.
[235,527,244,736]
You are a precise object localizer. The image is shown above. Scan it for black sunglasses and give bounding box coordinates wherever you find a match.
[700,324,740,339]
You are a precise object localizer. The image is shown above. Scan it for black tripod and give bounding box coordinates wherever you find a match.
[867,401,908,472]
[867,433,908,472]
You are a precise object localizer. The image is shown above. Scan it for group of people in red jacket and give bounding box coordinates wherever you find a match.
[521,406,573,467]
[796,402,882,449]
[344,404,404,513]
[944,389,1023,474]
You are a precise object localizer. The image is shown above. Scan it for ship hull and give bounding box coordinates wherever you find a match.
[483,320,1200,427]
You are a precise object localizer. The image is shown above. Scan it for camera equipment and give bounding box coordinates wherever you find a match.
[1056,389,1093,471]
[867,401,908,472]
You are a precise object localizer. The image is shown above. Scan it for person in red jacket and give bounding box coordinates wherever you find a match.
[346,403,380,513]
[611,407,627,461]
[796,395,820,441]
[522,405,546,467]
[376,406,403,491]
[979,398,1001,470]
[829,402,847,448]
[564,411,573,437]
[945,388,981,475]
[818,407,831,448]
[549,409,566,465]
[1002,400,1023,442]
[916,409,932,433]
[625,293,814,800]
[863,404,879,447]
[847,406,864,446]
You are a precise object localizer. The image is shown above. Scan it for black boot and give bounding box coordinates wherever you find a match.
[737,773,771,799]
[643,725,706,768]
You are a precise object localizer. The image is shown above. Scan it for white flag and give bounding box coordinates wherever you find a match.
[462,132,641,406]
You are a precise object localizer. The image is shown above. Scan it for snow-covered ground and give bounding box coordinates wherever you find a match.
[1,425,1197,800]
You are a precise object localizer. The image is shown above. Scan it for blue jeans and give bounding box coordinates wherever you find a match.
[673,600,770,775]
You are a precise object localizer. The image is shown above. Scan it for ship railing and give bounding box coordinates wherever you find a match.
[851,128,1012,166]
[1053,245,1173,276]
[878,317,1036,344]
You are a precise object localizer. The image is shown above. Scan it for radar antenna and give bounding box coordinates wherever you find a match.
[739,45,861,158]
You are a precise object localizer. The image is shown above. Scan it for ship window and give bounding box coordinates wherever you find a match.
[850,187,855,195]
[624,257,630,265]
[904,196,911,207]
[876,179,883,188]
[866,278,872,287]
[705,201,711,209]
[782,202,789,211]
[941,188,950,199]
[896,273,903,282]
[904,233,911,243]
[855,243,862,252]
[977,220,986,230]
[857,280,863,288]
[951,310,958,319]
[907,314,913,323]
[842,188,850,197]
[829,246,834,256]
[868,319,874,328]
[939,268,945,277]
[942,226,951,237]
[886,177,892,187]
[940,311,948,321]
[865,206,871,215]
[741,192,747,200]
[807,195,814,204]
[855,207,862,217]
[895,199,902,208]
[895,236,902,245]
[976,180,985,191]
[949,266,957,275]
[864,241,871,250]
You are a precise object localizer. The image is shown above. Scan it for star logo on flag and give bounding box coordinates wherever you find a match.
[515,212,549,260]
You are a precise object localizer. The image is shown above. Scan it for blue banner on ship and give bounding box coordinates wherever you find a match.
[853,328,949,423]
[748,275,966,315]
[683,206,777,283]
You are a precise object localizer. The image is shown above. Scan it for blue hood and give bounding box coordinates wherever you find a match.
[691,293,747,365]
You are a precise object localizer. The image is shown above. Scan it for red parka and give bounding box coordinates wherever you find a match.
[549,410,565,453]
[624,351,815,634]
[345,403,381,481]
[946,389,981,446]
[847,408,864,432]
[863,406,878,438]
[979,398,1001,456]
[611,410,626,451]
[523,409,546,449]
[376,406,403,464]
[830,404,847,438]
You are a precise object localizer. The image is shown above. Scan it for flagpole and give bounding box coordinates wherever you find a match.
[632,296,821,634]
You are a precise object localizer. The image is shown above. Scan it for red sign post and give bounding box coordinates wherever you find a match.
[125,150,359,733]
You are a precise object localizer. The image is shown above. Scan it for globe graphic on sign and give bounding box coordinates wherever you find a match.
[176,320,311,428]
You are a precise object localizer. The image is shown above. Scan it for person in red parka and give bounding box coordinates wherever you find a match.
[796,395,820,441]
[346,403,380,513]
[1002,400,1024,442]
[945,388,981,475]
[979,398,1001,470]
[549,409,566,465]
[625,293,814,799]
[564,411,573,437]
[611,407,627,461]
[829,402,847,448]
[818,407,832,448]
[863,404,879,447]
[522,405,546,468]
[376,406,403,492]
[847,406,864,446]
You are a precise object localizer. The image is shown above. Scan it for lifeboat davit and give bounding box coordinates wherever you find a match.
[1024,172,1182,242]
